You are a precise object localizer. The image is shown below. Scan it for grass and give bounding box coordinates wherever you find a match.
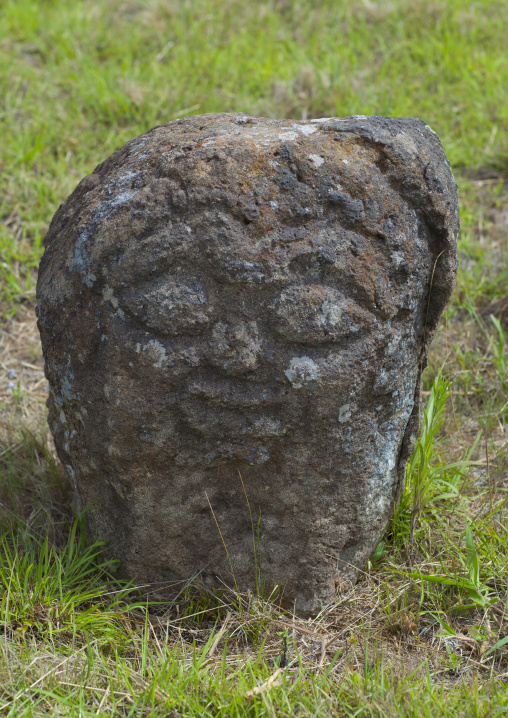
[0,0,507,714]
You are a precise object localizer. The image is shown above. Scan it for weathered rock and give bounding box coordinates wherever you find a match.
[37,113,459,614]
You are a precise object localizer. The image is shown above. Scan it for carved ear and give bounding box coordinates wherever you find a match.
[376,122,458,340]
[323,117,458,341]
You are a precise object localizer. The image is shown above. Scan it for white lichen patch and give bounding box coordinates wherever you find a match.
[393,131,418,156]
[278,131,298,141]
[318,299,361,334]
[284,357,319,388]
[337,404,352,423]
[319,300,343,327]
[386,332,401,355]
[295,123,317,135]
[144,339,167,368]
[390,251,405,269]
[102,286,119,309]
[109,189,139,209]
[308,154,324,169]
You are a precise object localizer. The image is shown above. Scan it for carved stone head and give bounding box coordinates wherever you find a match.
[37,114,458,614]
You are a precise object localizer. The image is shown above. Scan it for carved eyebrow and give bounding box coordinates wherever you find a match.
[112,227,199,285]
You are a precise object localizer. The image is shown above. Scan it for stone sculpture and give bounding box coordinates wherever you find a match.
[37,113,459,614]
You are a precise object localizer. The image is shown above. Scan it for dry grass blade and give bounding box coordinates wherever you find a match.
[95,685,110,715]
[274,620,323,637]
[244,668,283,700]
[205,491,240,595]
[318,635,327,668]
[207,611,232,657]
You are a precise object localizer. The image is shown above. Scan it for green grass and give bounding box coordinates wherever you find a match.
[1,0,508,715]
[0,520,141,648]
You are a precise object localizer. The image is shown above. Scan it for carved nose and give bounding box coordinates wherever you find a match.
[207,321,262,375]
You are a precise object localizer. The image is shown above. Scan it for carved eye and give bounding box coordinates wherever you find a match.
[274,284,375,344]
[120,277,213,335]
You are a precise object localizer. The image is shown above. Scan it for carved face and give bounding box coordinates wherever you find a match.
[95,182,428,475]
[38,114,457,613]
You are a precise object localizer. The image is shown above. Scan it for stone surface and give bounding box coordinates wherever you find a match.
[37,113,459,614]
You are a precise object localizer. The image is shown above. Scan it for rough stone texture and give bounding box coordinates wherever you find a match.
[37,113,459,614]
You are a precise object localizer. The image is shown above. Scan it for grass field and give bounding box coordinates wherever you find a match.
[1,0,507,715]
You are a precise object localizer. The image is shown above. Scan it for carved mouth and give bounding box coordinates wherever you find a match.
[185,377,285,408]
[178,376,291,444]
